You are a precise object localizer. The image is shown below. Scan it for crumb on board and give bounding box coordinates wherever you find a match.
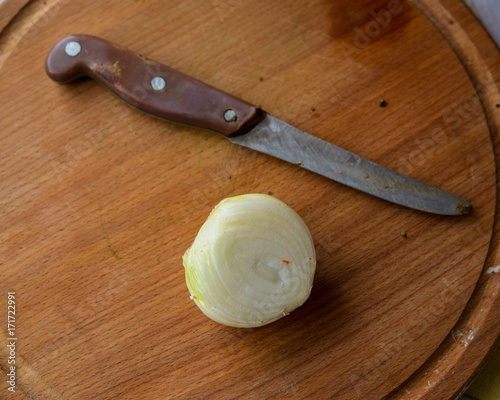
[486,265,500,274]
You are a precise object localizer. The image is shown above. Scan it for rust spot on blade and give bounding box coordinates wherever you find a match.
[456,202,472,215]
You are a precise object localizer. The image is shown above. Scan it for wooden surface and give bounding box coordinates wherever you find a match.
[0,0,29,32]
[0,0,499,399]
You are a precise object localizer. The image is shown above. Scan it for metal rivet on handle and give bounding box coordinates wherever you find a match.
[65,41,81,57]
[151,77,166,91]
[224,109,237,122]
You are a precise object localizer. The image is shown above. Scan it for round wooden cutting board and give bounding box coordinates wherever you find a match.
[1,0,499,399]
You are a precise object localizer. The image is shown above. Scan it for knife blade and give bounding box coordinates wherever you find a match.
[45,34,472,215]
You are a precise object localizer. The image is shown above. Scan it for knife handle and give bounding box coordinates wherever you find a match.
[45,34,264,137]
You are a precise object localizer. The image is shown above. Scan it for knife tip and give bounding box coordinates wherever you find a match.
[455,201,473,215]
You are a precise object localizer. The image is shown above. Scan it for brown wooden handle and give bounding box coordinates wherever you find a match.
[45,34,264,136]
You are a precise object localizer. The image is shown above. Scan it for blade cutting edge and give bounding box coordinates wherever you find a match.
[230,113,471,215]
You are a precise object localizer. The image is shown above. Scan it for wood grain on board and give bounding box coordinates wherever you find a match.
[0,0,499,399]
[0,0,30,32]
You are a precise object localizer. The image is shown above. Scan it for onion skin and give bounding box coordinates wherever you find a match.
[183,194,316,328]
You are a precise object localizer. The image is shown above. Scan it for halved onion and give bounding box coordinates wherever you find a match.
[182,193,316,328]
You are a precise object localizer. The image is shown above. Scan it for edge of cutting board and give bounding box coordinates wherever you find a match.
[387,0,500,399]
[0,1,499,399]
[0,0,30,33]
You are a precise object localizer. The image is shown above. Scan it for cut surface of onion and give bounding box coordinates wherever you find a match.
[182,193,316,328]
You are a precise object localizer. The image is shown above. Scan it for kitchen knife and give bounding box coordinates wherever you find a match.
[45,34,472,215]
